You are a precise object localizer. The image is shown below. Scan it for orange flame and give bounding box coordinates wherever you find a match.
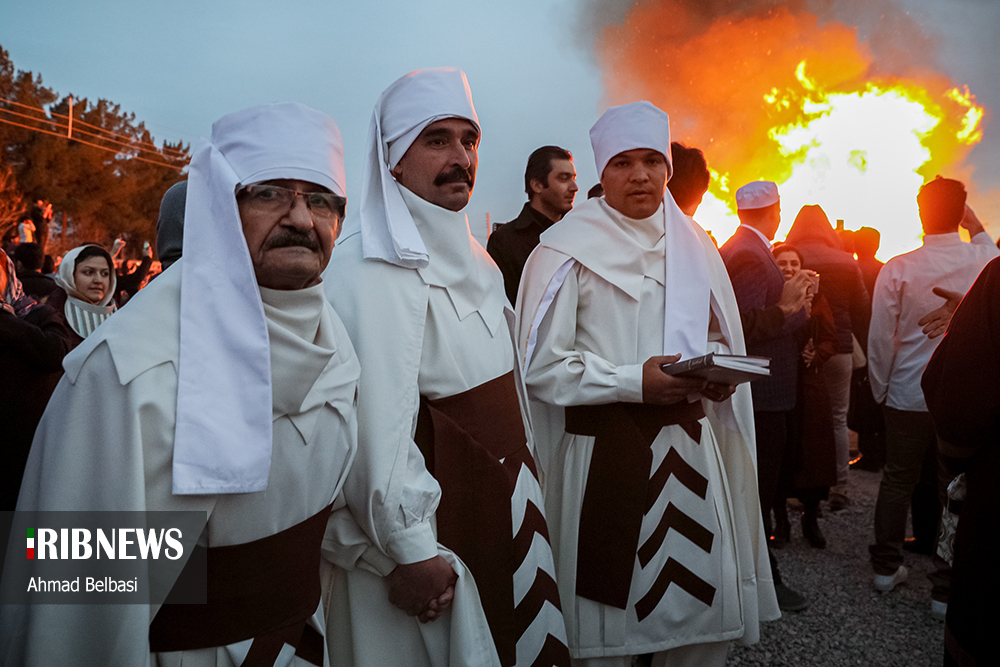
[598,2,985,259]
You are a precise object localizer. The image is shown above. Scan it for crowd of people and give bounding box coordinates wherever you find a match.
[1,67,997,667]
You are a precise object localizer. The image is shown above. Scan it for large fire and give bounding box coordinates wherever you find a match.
[597,2,986,260]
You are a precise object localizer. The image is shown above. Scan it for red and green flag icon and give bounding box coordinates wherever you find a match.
[27,528,35,559]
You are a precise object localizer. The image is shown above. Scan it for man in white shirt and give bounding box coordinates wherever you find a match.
[868,176,998,603]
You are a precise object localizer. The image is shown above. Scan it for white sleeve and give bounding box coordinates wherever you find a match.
[523,265,644,406]
[867,267,899,404]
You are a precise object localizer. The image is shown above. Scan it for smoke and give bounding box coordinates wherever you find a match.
[575,0,979,197]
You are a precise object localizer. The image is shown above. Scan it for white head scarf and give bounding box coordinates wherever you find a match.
[589,101,710,360]
[359,67,480,269]
[590,101,673,181]
[174,102,346,495]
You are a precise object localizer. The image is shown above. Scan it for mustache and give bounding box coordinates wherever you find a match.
[434,166,474,187]
[266,229,319,252]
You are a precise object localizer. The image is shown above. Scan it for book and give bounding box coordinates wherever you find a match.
[660,353,771,385]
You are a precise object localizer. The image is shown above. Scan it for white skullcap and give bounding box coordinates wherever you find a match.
[590,101,672,181]
[175,102,346,495]
[360,67,480,269]
[735,181,779,210]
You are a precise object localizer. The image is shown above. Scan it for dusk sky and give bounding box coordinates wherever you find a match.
[3,0,998,247]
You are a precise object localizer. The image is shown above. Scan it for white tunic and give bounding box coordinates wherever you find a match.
[516,199,779,659]
[322,187,568,666]
[1,264,360,667]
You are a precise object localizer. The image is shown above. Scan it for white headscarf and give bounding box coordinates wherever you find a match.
[359,67,480,269]
[590,101,710,360]
[174,102,346,495]
[55,244,118,338]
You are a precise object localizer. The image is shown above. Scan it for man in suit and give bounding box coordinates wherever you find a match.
[719,180,812,611]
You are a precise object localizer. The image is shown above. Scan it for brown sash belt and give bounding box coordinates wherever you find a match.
[566,401,705,609]
[149,504,333,667]
[415,371,526,667]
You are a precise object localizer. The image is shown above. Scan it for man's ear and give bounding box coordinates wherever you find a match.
[530,178,546,196]
[390,162,403,181]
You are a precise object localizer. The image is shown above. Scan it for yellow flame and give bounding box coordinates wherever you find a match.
[695,61,986,260]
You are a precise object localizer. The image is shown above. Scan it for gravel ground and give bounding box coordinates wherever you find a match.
[726,461,946,666]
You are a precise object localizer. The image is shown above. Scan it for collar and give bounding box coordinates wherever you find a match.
[400,185,506,336]
[509,202,557,231]
[739,224,774,250]
[921,232,962,246]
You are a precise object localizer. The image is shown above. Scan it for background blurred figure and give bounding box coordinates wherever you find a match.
[49,244,117,345]
[849,226,886,473]
[667,142,711,217]
[867,177,998,610]
[785,204,869,511]
[488,146,577,306]
[922,256,1000,666]
[772,244,838,550]
[114,241,154,306]
[0,250,76,509]
[720,180,812,612]
[156,180,187,272]
[13,242,57,302]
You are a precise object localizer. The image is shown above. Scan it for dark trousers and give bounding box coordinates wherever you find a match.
[755,410,791,584]
[870,408,951,599]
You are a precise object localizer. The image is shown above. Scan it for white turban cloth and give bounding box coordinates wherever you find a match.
[359,67,480,269]
[590,100,673,181]
[589,101,711,361]
[175,102,346,495]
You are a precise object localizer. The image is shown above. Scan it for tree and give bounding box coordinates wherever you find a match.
[0,45,188,256]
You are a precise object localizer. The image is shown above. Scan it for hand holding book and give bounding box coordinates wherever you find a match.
[660,353,771,386]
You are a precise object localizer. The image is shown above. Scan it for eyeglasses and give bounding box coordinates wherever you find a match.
[238,184,345,220]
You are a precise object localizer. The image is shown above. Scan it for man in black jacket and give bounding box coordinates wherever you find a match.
[487,145,577,306]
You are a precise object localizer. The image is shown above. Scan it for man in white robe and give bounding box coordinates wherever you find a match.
[1,103,361,666]
[321,67,570,667]
[516,102,779,667]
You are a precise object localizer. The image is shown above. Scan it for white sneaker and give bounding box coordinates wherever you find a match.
[931,599,948,620]
[873,565,908,592]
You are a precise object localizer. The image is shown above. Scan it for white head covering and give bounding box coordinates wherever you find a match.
[359,67,480,269]
[735,181,780,210]
[174,102,346,495]
[588,101,710,360]
[590,101,673,181]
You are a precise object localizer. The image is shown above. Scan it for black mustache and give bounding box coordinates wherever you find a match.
[267,230,319,252]
[434,166,474,187]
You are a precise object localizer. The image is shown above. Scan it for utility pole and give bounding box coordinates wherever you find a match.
[486,212,491,238]
[67,96,73,139]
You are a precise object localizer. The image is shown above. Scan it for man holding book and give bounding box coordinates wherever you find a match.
[516,101,778,667]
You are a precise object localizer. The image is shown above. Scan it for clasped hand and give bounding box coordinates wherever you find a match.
[387,555,457,623]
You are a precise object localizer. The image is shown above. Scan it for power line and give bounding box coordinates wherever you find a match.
[0,108,188,163]
[0,96,188,158]
[0,116,188,169]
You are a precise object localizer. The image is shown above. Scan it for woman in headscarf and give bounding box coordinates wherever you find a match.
[785,205,869,511]
[48,244,117,343]
[771,243,838,548]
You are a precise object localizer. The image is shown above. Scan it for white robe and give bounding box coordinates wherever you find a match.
[515,199,779,659]
[321,188,567,666]
[1,263,360,667]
